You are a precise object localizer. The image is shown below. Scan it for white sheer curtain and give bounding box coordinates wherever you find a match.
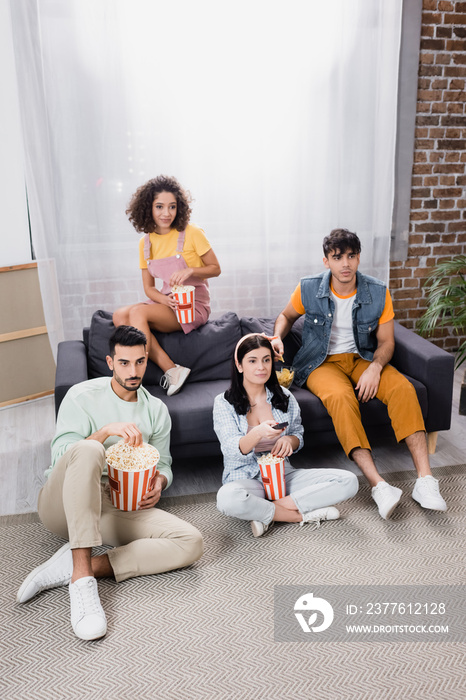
[10,0,402,350]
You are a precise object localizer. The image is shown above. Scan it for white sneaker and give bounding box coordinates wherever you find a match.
[69,577,107,641]
[371,482,402,520]
[300,506,340,528]
[17,543,72,603]
[412,475,447,511]
[159,365,191,396]
[250,520,271,537]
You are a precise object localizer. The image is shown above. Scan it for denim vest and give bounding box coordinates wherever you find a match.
[292,270,387,386]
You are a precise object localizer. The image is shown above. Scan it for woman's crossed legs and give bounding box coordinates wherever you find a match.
[217,467,358,527]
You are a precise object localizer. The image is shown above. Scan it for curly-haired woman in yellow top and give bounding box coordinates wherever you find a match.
[114,175,221,395]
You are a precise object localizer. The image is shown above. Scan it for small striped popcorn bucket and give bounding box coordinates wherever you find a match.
[172,285,195,325]
[107,463,159,511]
[258,454,286,500]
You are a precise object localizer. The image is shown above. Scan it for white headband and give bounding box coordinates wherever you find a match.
[234,333,277,367]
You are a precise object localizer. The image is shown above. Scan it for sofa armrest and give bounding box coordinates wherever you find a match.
[392,322,454,432]
[55,340,89,416]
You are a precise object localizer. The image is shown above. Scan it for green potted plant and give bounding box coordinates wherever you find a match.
[417,255,466,415]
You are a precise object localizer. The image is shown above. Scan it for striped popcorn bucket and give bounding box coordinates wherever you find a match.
[107,463,159,511]
[258,456,286,500]
[172,285,195,325]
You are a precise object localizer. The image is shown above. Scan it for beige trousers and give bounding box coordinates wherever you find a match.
[38,440,204,582]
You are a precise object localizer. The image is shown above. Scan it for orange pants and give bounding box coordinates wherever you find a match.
[306,354,425,457]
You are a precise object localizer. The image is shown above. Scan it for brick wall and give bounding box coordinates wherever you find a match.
[390,0,466,351]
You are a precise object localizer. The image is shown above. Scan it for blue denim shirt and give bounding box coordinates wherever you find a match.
[292,270,387,386]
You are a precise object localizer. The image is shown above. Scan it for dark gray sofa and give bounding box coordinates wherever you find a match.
[55,310,455,458]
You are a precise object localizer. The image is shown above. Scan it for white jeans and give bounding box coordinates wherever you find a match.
[217,467,359,525]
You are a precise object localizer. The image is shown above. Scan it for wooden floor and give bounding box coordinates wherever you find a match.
[1,369,465,516]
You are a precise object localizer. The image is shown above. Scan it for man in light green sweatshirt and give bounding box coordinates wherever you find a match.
[16,326,204,641]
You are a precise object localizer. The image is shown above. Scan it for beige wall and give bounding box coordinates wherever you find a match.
[0,264,55,407]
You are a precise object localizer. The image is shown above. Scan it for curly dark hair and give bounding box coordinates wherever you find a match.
[126,175,192,233]
[323,228,361,257]
[225,335,289,415]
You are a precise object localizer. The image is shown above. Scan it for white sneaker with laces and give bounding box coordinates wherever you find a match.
[159,365,191,396]
[69,576,107,641]
[250,520,271,537]
[371,482,402,520]
[17,542,72,603]
[412,475,447,511]
[300,506,340,528]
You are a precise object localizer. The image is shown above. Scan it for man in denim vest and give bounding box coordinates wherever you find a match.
[272,229,447,519]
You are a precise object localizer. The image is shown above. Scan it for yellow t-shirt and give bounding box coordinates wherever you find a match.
[290,283,394,325]
[139,224,212,270]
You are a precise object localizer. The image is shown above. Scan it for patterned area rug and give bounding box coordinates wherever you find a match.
[1,465,465,700]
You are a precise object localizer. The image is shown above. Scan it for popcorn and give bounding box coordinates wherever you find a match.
[171,284,194,294]
[171,285,195,324]
[106,441,160,511]
[106,441,160,471]
[256,452,276,466]
[257,452,286,500]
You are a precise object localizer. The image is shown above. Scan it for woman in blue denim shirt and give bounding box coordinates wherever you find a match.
[213,334,358,537]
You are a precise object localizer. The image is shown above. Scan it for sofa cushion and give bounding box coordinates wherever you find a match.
[240,316,304,365]
[88,310,114,378]
[87,309,241,384]
[147,311,242,384]
[145,379,230,446]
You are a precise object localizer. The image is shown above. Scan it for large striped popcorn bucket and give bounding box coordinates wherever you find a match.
[172,285,195,325]
[257,453,286,500]
[106,442,160,511]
